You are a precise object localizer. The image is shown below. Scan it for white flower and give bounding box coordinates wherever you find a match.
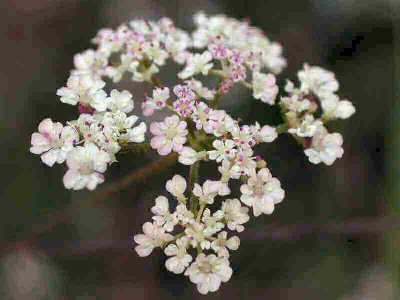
[30,118,78,167]
[201,209,224,235]
[250,122,278,143]
[63,143,110,190]
[221,198,250,232]
[298,64,339,97]
[178,147,198,165]
[184,253,233,295]
[141,87,170,116]
[304,126,344,165]
[252,72,279,105]
[185,79,216,100]
[235,148,257,175]
[211,231,240,258]
[207,139,236,163]
[166,175,187,203]
[56,75,107,111]
[134,222,173,257]
[193,180,220,204]
[240,168,285,217]
[231,125,255,149]
[288,114,322,137]
[126,122,147,143]
[178,51,213,79]
[107,89,134,113]
[164,237,193,274]
[218,160,241,183]
[321,94,356,120]
[174,204,195,225]
[185,223,211,250]
[150,115,188,155]
[151,196,177,232]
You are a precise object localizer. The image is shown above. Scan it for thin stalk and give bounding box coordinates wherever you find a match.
[188,161,200,215]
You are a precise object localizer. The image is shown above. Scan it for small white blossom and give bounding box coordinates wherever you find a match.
[185,223,212,250]
[151,196,177,232]
[56,75,107,111]
[250,122,278,143]
[30,118,78,167]
[150,115,188,155]
[208,139,236,163]
[252,72,279,105]
[201,209,224,235]
[288,114,323,137]
[63,143,110,190]
[304,126,344,165]
[240,168,285,216]
[193,180,220,204]
[321,94,356,120]
[221,198,250,232]
[185,79,216,100]
[218,160,241,183]
[106,89,134,113]
[298,63,339,97]
[126,122,147,143]
[178,147,199,165]
[166,175,187,203]
[174,204,195,225]
[178,51,213,79]
[184,253,233,295]
[211,231,240,258]
[164,237,193,274]
[142,87,170,116]
[134,222,173,257]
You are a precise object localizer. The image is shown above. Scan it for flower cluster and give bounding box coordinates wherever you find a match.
[30,12,355,294]
[31,87,146,190]
[282,64,356,165]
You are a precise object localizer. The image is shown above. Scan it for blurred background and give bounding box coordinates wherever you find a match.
[0,0,398,299]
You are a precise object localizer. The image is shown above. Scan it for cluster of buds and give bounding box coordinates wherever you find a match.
[30,12,355,294]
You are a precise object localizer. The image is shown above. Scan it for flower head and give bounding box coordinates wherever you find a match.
[150,115,188,155]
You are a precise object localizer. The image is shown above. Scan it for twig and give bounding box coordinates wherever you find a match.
[2,153,178,254]
[242,214,400,241]
[32,214,400,257]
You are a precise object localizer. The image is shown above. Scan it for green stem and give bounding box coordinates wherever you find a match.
[210,93,222,108]
[188,161,200,215]
[119,143,151,154]
[276,123,289,134]
[196,203,206,223]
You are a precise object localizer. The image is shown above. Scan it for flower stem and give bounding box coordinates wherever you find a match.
[188,161,200,215]
[119,143,151,153]
[196,203,206,223]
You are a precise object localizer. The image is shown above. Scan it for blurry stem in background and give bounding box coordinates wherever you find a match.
[0,153,178,254]
[387,6,400,297]
[40,214,400,257]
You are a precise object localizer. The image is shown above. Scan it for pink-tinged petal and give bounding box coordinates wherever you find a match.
[135,245,154,257]
[134,234,152,245]
[142,222,155,236]
[63,169,80,189]
[150,122,162,135]
[38,118,53,134]
[158,141,173,156]
[41,149,59,167]
[142,106,155,116]
[30,145,51,154]
[177,121,187,130]
[150,136,166,150]
[172,142,183,152]
[31,133,49,146]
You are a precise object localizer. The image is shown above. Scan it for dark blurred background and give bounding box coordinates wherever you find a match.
[0,0,398,299]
